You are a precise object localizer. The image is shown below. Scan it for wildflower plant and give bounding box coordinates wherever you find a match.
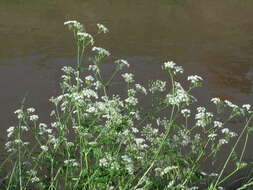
[1,20,253,190]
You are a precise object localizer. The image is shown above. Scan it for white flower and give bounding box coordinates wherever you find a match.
[64,20,78,25]
[73,125,80,130]
[49,135,58,145]
[77,32,94,44]
[88,65,99,73]
[75,77,83,84]
[94,81,102,90]
[221,128,230,134]
[31,177,40,183]
[122,73,134,83]
[161,166,178,176]
[197,107,206,113]
[67,142,74,147]
[214,121,223,128]
[77,32,90,38]
[121,155,132,163]
[166,82,191,106]
[64,159,79,167]
[125,97,138,106]
[61,66,74,74]
[39,123,47,128]
[131,127,139,133]
[121,155,134,174]
[14,139,22,144]
[5,141,15,152]
[64,20,83,31]
[62,75,71,81]
[181,109,191,117]
[174,66,184,74]
[211,97,221,104]
[242,104,251,111]
[92,47,110,57]
[23,142,30,146]
[27,107,35,113]
[21,126,28,131]
[135,84,147,95]
[26,169,37,176]
[99,158,108,167]
[209,173,218,177]
[167,181,175,188]
[150,80,166,93]
[187,75,203,84]
[51,122,59,128]
[195,107,213,128]
[82,89,98,99]
[208,133,217,139]
[7,126,15,138]
[5,141,12,148]
[85,75,94,82]
[97,23,109,33]
[40,145,48,152]
[115,59,129,69]
[135,138,145,145]
[163,61,183,74]
[86,106,97,113]
[46,129,52,134]
[164,61,176,69]
[224,100,238,109]
[228,131,237,138]
[219,139,228,145]
[14,109,22,114]
[201,171,208,176]
[14,109,24,119]
[30,115,39,121]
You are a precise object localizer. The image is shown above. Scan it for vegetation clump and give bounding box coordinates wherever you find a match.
[1,20,253,190]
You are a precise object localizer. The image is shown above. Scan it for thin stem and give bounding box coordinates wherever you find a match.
[133,121,173,189]
[182,139,210,186]
[105,67,119,87]
[218,168,238,185]
[239,132,249,162]
[18,122,23,190]
[214,114,253,188]
[7,162,17,190]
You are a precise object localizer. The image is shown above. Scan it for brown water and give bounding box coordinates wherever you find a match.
[0,0,253,187]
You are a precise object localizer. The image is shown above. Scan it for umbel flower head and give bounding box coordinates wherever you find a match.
[64,20,84,32]
[97,23,109,34]
[163,61,184,74]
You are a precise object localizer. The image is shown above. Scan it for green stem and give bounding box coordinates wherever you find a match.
[239,132,248,162]
[7,162,17,190]
[218,168,238,185]
[214,114,253,188]
[133,121,173,189]
[18,122,23,190]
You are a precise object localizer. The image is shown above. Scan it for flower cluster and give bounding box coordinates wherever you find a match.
[166,82,193,106]
[163,61,184,74]
[97,23,109,34]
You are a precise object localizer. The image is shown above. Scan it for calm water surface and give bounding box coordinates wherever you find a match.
[1,0,253,187]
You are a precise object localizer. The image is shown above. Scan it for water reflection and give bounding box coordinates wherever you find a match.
[0,1,253,134]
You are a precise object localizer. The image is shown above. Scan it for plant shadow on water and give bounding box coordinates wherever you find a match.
[0,20,252,190]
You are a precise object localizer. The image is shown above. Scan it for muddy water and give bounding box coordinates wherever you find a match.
[0,0,253,187]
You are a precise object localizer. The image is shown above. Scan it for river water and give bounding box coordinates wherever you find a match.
[0,0,253,188]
